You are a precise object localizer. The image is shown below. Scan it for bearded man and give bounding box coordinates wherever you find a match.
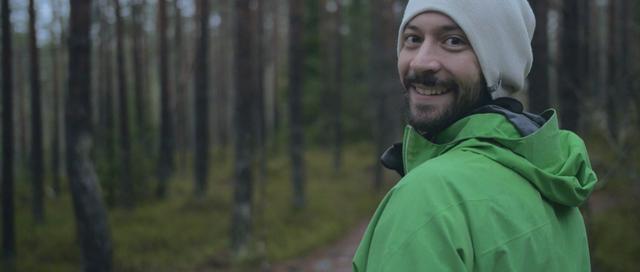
[353,0,598,271]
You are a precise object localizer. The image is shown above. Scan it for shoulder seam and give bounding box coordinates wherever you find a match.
[478,221,551,256]
[381,198,491,270]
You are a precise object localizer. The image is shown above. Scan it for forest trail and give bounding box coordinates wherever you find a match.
[266,219,369,272]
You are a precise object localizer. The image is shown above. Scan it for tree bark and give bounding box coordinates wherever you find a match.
[157,0,174,198]
[49,0,67,197]
[289,0,306,209]
[2,0,16,261]
[528,0,550,113]
[193,0,209,197]
[607,0,622,140]
[96,5,117,207]
[255,0,267,182]
[15,50,28,173]
[67,0,114,270]
[332,2,344,173]
[232,0,257,259]
[130,0,147,135]
[28,0,45,224]
[50,22,62,196]
[322,0,343,173]
[172,0,192,170]
[114,0,133,208]
[214,0,233,149]
[559,0,580,132]
[370,0,398,190]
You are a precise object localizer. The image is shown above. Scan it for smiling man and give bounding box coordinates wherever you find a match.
[353,0,598,271]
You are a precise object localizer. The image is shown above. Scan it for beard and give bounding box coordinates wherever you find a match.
[403,72,490,138]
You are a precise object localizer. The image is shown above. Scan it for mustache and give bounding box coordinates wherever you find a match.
[403,72,458,91]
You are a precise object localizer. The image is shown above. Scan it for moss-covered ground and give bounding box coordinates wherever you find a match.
[4,143,387,272]
[583,131,640,272]
[7,131,640,271]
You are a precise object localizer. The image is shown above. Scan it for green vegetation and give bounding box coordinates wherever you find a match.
[8,144,385,272]
[583,132,640,272]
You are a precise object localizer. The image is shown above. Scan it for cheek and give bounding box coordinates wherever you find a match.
[449,56,481,81]
[397,53,412,79]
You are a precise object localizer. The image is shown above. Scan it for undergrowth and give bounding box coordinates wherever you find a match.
[4,143,388,272]
[583,131,640,272]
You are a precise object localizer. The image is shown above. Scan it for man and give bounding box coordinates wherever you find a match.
[353,0,598,271]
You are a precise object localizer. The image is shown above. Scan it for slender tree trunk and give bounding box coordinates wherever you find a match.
[232,0,257,259]
[371,0,397,190]
[2,0,16,261]
[213,0,231,150]
[559,0,580,132]
[193,0,209,197]
[263,0,278,144]
[28,0,45,224]
[627,1,639,122]
[256,0,267,181]
[49,0,65,197]
[528,0,550,113]
[50,27,62,196]
[173,0,186,162]
[114,0,133,208]
[67,0,113,270]
[607,0,622,140]
[130,0,146,136]
[16,51,28,174]
[157,0,173,198]
[332,3,344,173]
[97,7,117,206]
[289,0,306,209]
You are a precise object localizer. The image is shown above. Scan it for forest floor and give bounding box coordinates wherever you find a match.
[265,219,368,272]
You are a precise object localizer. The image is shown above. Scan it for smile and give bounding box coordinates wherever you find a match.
[411,84,451,96]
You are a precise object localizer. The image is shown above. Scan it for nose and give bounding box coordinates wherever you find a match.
[409,42,442,74]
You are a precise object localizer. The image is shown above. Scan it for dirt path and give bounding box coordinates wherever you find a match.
[265,220,369,272]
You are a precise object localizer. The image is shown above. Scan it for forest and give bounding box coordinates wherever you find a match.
[0,0,639,271]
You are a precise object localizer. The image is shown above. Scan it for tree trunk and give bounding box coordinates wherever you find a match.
[2,0,16,261]
[28,0,45,224]
[559,0,580,132]
[255,0,267,183]
[231,0,257,259]
[607,0,622,140]
[172,0,186,171]
[528,0,550,113]
[213,0,232,150]
[130,0,147,136]
[50,24,62,196]
[67,0,114,270]
[114,0,133,208]
[289,0,306,209]
[49,0,68,197]
[370,0,398,190]
[263,0,278,145]
[193,0,209,197]
[157,0,173,198]
[332,2,344,173]
[15,50,28,174]
[96,6,117,207]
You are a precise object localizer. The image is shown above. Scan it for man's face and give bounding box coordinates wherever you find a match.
[398,12,488,135]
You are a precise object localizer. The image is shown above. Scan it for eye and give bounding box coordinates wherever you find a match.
[403,34,422,48]
[443,36,468,49]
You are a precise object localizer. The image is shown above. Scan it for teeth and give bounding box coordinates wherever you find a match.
[413,85,449,96]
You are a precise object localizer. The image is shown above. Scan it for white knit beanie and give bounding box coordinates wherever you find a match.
[398,0,536,99]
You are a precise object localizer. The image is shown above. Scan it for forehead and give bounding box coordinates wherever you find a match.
[403,11,464,34]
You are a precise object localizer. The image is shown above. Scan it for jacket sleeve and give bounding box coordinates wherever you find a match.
[379,205,475,272]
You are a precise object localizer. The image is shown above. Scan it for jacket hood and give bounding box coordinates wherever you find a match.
[399,108,598,207]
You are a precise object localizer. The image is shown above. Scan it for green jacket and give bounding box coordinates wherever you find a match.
[353,106,597,271]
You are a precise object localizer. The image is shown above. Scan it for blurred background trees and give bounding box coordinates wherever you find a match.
[0,0,639,271]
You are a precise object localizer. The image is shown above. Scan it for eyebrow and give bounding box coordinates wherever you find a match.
[404,24,463,34]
